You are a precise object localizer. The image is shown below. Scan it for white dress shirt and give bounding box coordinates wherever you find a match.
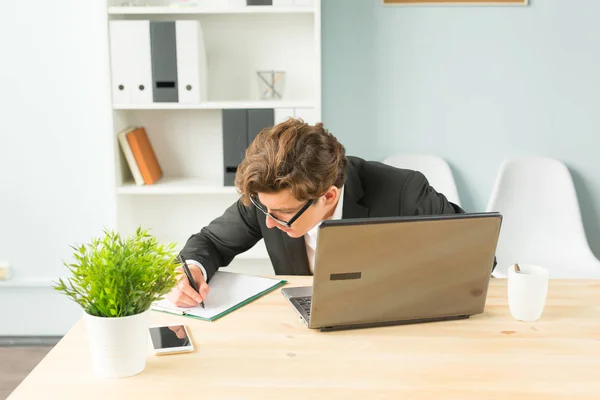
[188,186,345,280]
[304,186,344,273]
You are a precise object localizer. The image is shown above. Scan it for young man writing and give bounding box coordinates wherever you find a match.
[168,118,464,307]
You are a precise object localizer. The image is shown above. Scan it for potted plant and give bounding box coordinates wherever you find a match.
[53,227,179,378]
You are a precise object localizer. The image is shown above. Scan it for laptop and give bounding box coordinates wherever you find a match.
[281,212,502,331]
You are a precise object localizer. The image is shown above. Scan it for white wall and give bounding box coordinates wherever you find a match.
[0,0,115,335]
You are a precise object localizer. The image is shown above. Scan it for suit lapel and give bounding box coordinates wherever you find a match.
[342,162,369,219]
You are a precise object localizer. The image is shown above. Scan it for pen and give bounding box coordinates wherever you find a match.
[178,255,205,309]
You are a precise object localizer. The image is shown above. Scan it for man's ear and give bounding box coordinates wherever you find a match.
[323,186,339,206]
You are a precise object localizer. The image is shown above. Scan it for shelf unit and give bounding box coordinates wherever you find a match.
[108,6,315,15]
[113,100,314,110]
[107,0,321,272]
[117,177,238,195]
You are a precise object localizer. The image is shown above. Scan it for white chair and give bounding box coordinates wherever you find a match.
[486,156,600,278]
[383,153,462,207]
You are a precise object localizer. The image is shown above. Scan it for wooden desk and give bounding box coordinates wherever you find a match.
[8,278,600,400]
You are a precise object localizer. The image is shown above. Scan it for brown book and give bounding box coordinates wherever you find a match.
[126,127,163,185]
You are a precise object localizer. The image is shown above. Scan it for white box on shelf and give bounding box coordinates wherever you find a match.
[108,21,153,105]
[273,0,294,6]
[293,0,313,6]
[176,21,208,104]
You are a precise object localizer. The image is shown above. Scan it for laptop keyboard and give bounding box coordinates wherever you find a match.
[294,296,312,317]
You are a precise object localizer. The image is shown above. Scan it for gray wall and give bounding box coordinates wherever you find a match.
[322,0,600,257]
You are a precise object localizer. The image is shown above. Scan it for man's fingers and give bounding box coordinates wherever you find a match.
[167,289,198,308]
[177,280,204,303]
[199,281,210,299]
[175,291,199,308]
[173,266,208,303]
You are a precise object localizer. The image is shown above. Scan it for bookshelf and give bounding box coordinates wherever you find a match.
[107,0,321,274]
[117,177,238,195]
[108,6,316,15]
[113,100,315,110]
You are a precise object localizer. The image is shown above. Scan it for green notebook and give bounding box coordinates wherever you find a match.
[151,271,287,321]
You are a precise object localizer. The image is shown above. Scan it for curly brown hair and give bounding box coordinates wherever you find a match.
[235,118,347,206]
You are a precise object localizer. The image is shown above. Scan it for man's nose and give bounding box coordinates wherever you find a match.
[265,215,277,229]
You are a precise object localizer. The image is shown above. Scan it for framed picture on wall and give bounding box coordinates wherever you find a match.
[383,0,528,5]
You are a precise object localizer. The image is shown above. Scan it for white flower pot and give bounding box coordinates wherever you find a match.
[84,308,151,378]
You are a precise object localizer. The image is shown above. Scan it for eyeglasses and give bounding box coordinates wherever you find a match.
[249,195,314,228]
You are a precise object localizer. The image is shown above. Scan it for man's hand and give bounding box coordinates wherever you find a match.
[166,265,210,308]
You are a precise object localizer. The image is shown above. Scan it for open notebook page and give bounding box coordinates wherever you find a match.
[152,271,285,320]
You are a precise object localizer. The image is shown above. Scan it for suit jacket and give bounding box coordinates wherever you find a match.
[179,156,479,281]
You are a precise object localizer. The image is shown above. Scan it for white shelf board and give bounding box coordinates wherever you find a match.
[108,6,315,15]
[113,100,315,110]
[118,177,239,195]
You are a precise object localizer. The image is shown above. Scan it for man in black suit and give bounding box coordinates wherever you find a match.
[167,118,464,307]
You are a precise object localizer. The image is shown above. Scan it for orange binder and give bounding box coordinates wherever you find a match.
[126,127,163,185]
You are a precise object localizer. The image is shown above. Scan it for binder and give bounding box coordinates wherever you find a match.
[108,21,153,105]
[125,127,163,185]
[151,272,286,322]
[117,127,145,186]
[247,0,273,5]
[222,109,276,186]
[222,109,248,186]
[108,21,130,104]
[247,109,275,146]
[176,20,207,104]
[128,21,153,104]
[150,21,179,103]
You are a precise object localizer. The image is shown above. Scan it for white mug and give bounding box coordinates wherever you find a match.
[507,264,549,322]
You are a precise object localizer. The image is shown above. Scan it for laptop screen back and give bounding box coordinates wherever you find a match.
[309,213,502,329]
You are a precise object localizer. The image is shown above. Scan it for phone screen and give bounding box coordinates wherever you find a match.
[149,325,190,350]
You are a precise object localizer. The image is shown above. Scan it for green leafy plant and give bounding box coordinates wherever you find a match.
[53,227,179,318]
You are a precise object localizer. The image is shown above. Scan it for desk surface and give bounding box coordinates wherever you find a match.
[8,277,600,400]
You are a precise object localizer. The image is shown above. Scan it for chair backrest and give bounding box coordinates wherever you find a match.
[382,154,462,206]
[486,156,600,278]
